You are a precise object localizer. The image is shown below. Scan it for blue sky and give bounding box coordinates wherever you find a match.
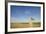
[11,5,41,22]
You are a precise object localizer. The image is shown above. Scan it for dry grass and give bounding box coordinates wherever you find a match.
[10,23,32,28]
[32,22,41,27]
[10,22,41,28]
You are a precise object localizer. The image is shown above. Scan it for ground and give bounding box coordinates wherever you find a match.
[10,22,41,28]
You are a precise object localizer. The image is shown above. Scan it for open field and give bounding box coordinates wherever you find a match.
[10,22,41,28]
[32,22,41,27]
[10,23,32,28]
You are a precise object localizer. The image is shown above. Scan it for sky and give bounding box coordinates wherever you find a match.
[10,5,41,22]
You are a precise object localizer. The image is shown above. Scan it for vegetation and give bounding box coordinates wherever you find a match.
[10,22,41,28]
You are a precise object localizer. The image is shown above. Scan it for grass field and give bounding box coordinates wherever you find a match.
[10,22,41,28]
[32,22,41,27]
